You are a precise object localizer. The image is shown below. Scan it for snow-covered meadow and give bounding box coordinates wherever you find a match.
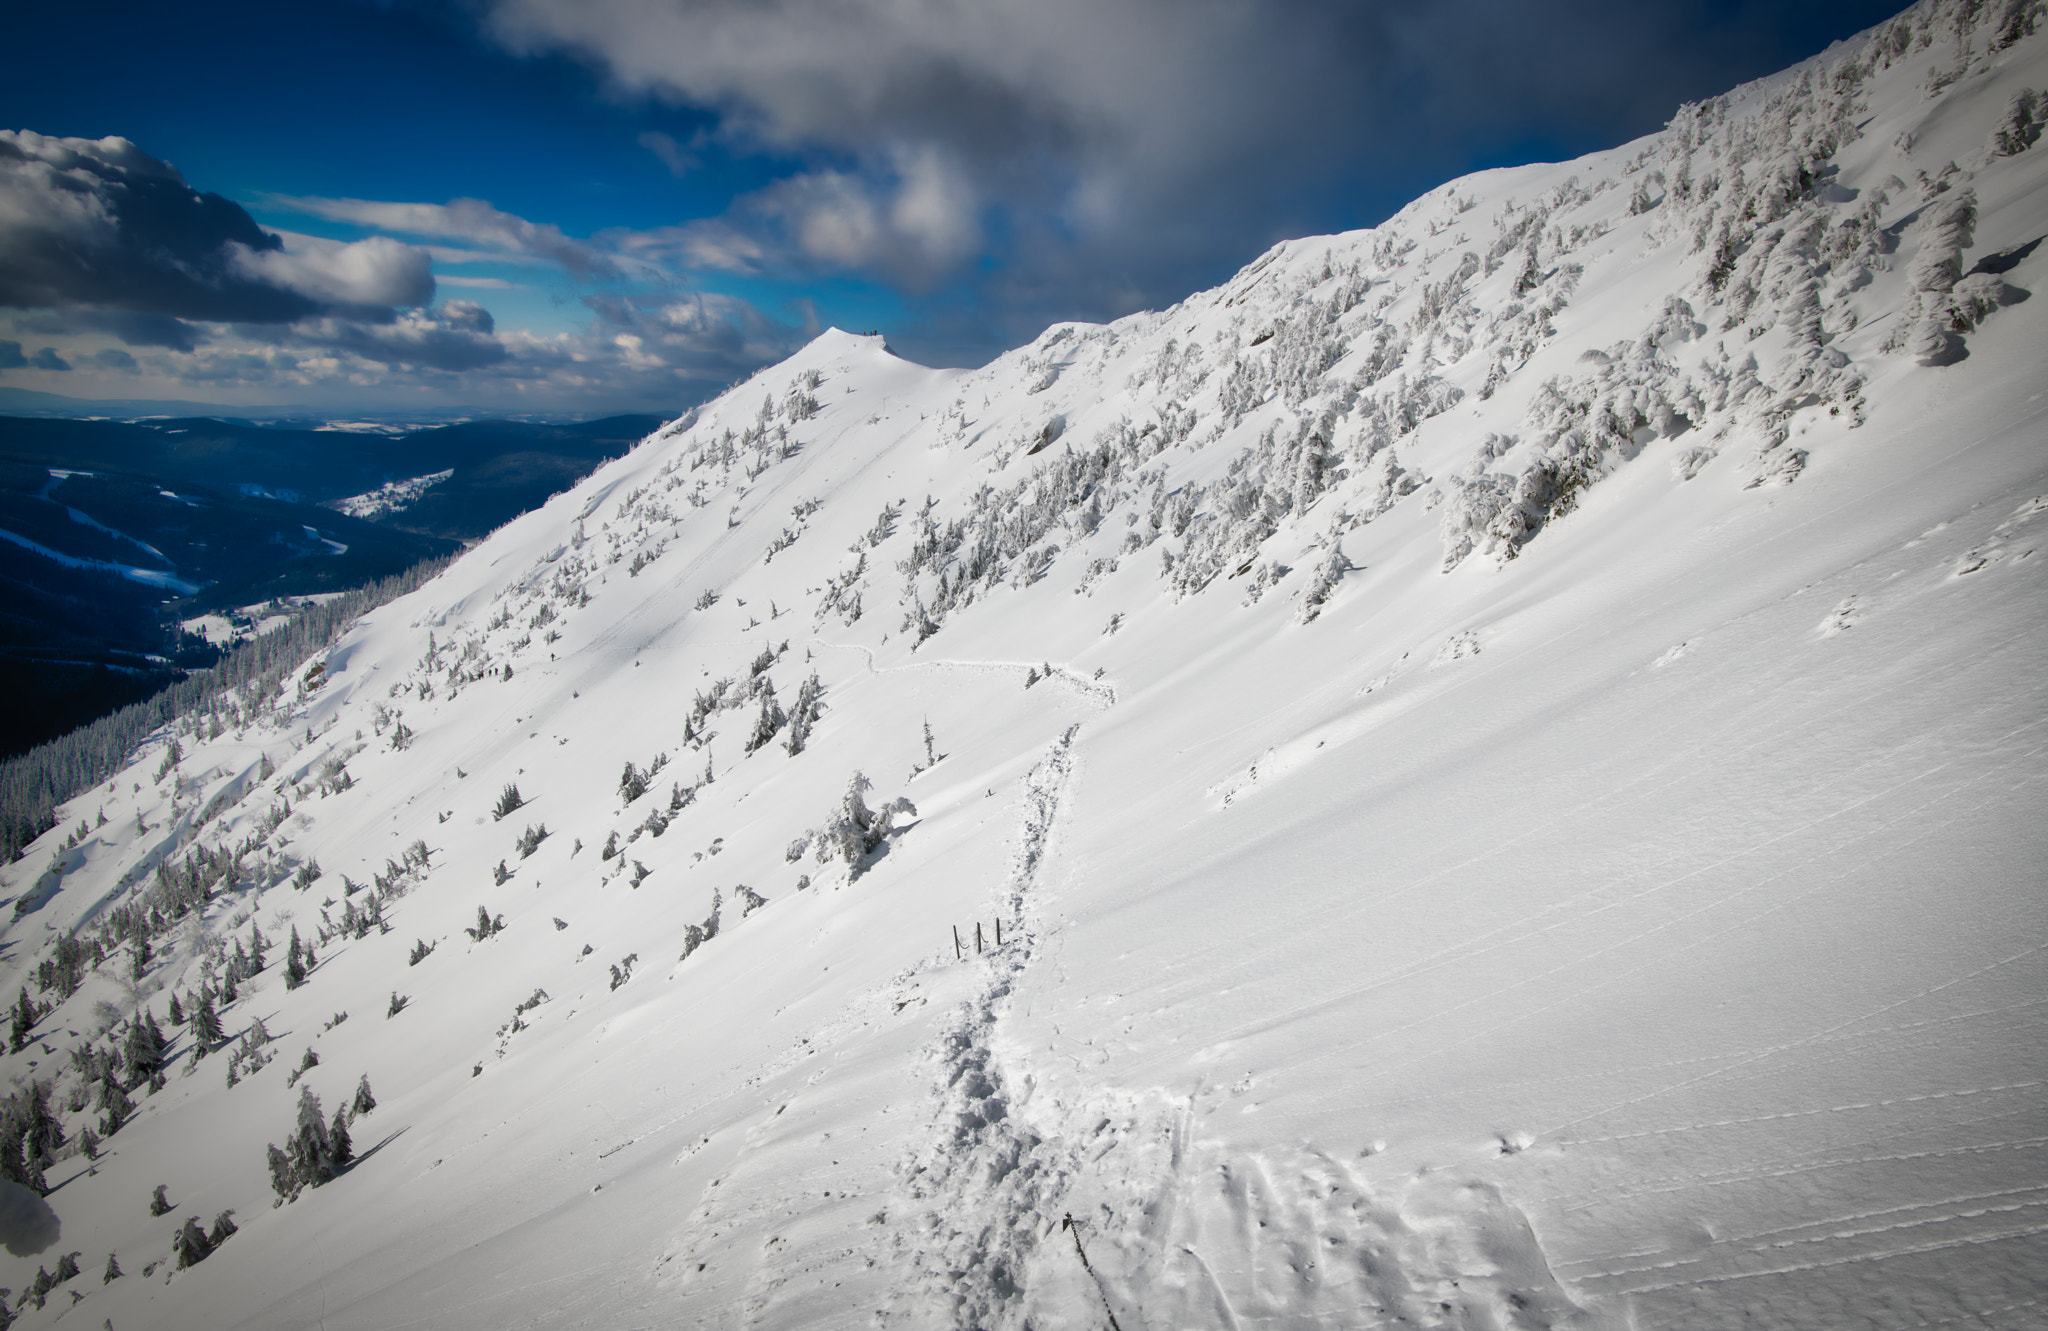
[1,2,2044,1326]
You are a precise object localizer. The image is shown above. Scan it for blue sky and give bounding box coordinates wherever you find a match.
[1,0,1904,416]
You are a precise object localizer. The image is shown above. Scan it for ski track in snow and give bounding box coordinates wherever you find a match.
[819,639,1120,712]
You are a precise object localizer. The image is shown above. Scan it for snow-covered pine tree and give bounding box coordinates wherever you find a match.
[174,1216,212,1268]
[285,927,308,990]
[98,1077,134,1137]
[784,674,824,755]
[22,1082,64,1169]
[815,773,917,872]
[0,1122,47,1195]
[328,1104,353,1167]
[744,685,786,753]
[10,988,36,1052]
[190,991,224,1045]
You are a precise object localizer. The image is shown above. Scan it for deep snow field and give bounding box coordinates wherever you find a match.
[1,2,2044,1327]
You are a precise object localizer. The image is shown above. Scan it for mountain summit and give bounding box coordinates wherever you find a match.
[2,2,2043,1326]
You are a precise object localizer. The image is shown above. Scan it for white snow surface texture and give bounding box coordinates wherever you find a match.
[4,3,2046,1326]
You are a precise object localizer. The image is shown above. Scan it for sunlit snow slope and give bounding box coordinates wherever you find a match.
[2,3,2044,1327]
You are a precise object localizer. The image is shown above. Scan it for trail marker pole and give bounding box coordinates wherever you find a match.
[952,925,962,960]
[995,919,1003,946]
[1060,1213,1124,1331]
[974,922,984,954]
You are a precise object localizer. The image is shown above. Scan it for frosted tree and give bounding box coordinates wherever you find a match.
[284,927,309,990]
[10,987,36,1052]
[743,684,786,754]
[816,773,917,873]
[190,991,224,1045]
[268,1084,351,1202]
[175,1216,213,1269]
[1296,546,1350,623]
[1990,88,2040,157]
[784,673,825,755]
[1891,188,1978,364]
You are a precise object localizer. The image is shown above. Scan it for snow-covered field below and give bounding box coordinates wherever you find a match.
[0,2,2043,1327]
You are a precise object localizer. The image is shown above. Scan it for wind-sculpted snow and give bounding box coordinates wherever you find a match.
[0,2,2045,1326]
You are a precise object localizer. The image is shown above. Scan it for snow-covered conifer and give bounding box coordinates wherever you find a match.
[784,674,824,755]
[743,687,786,754]
[190,991,224,1045]
[6,988,35,1054]
[285,928,308,990]
[175,1216,213,1269]
[1991,88,2040,156]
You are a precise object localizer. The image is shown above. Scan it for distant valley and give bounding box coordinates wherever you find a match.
[0,413,664,757]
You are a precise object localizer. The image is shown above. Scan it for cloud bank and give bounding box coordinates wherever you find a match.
[481,0,1897,344]
[0,132,431,324]
[1,132,810,410]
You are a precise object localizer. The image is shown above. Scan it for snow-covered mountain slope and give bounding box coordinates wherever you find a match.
[3,2,2045,1326]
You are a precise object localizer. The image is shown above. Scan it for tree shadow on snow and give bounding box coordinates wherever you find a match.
[338,1126,407,1179]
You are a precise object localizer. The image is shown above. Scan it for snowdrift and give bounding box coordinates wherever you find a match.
[1,2,2043,1326]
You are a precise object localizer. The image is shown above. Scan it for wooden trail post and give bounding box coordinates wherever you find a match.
[995,918,1002,946]
[975,923,984,954]
[952,925,963,960]
[1060,1213,1124,1331]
